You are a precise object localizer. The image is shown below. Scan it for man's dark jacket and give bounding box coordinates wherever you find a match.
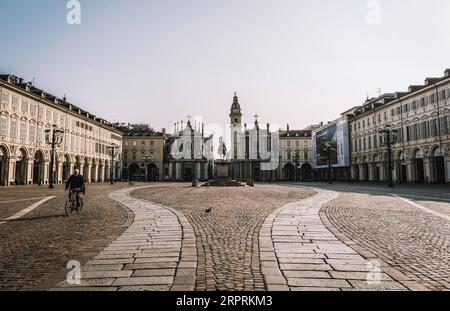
[65,175,85,190]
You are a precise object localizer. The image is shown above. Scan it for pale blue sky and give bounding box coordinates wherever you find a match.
[1,0,449,131]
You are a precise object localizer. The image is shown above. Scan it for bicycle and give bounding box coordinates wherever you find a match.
[65,188,84,216]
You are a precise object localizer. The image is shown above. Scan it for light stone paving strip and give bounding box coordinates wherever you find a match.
[51,187,196,291]
[260,188,407,291]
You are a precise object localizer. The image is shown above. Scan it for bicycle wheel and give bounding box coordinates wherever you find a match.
[77,197,84,214]
[65,199,73,217]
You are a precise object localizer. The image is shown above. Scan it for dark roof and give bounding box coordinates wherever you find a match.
[351,68,450,118]
[0,74,121,133]
[280,130,312,138]
[231,93,240,110]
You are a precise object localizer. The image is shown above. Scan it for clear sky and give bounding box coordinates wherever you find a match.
[1,0,449,132]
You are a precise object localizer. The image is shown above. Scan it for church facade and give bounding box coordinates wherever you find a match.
[229,94,278,182]
[166,120,214,181]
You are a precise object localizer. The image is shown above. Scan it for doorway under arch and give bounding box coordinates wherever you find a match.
[413,149,425,184]
[63,154,71,182]
[33,150,45,185]
[0,145,8,186]
[283,163,295,181]
[301,163,312,181]
[15,147,28,185]
[431,147,445,184]
[147,163,158,181]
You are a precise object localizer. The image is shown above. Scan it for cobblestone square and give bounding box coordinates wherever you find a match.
[0,182,449,291]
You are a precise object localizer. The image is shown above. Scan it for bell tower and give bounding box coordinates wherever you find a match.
[229,92,242,125]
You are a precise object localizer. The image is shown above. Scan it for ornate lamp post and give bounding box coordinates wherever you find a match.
[107,143,119,185]
[323,140,335,185]
[45,125,64,189]
[143,153,153,182]
[379,125,398,188]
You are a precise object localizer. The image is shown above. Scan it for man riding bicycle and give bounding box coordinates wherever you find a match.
[65,169,85,208]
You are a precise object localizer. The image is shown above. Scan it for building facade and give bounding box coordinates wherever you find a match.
[312,116,351,182]
[166,120,214,181]
[229,93,277,182]
[349,69,450,184]
[0,74,123,186]
[119,124,165,181]
[278,126,313,181]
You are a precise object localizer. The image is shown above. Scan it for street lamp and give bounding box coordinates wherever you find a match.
[107,143,119,185]
[143,153,153,182]
[323,140,335,185]
[378,125,398,188]
[45,125,64,189]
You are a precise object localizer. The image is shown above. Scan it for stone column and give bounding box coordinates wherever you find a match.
[195,162,201,180]
[203,162,208,181]
[7,157,15,186]
[79,164,85,180]
[175,162,181,181]
[106,165,111,181]
[168,162,173,181]
[93,164,99,183]
[392,162,398,183]
[368,163,374,181]
[406,160,412,182]
[85,164,92,183]
[69,163,75,175]
[26,158,33,185]
[379,162,385,182]
[99,165,104,182]
[424,157,431,184]
[57,162,63,184]
[43,161,49,185]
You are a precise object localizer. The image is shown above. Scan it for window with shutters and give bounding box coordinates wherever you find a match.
[20,119,27,140]
[1,92,9,109]
[40,127,45,144]
[46,109,51,121]
[10,117,17,138]
[29,122,36,142]
[0,114,8,136]
[21,100,29,114]
[431,119,438,137]
[430,94,437,103]
[12,96,19,112]
[441,116,448,135]
[30,103,37,117]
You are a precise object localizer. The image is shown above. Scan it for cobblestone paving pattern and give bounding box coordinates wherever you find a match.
[324,193,450,290]
[132,184,315,291]
[260,188,406,291]
[52,187,196,291]
[0,184,131,291]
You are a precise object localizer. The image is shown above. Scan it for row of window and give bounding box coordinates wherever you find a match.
[353,89,450,132]
[124,140,156,147]
[76,121,93,131]
[1,91,113,141]
[123,151,158,161]
[0,114,115,156]
[281,140,309,148]
[353,116,450,152]
[286,151,309,162]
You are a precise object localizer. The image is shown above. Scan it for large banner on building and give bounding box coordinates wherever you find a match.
[312,119,350,169]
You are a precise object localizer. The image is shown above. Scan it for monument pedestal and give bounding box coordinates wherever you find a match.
[206,160,244,187]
